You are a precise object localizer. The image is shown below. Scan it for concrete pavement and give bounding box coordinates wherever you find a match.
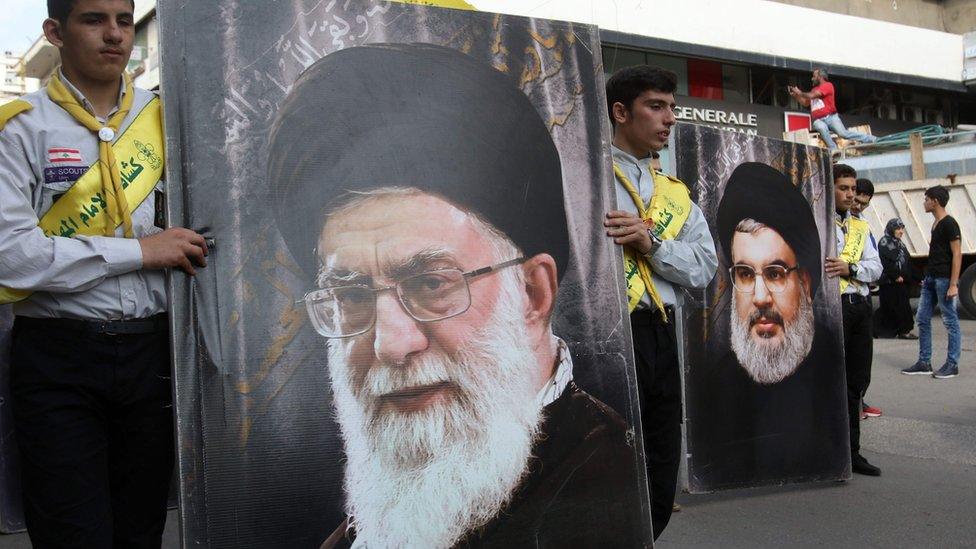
[662,317,976,548]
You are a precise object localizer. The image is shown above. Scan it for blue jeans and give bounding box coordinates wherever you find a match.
[812,113,878,150]
[916,276,961,366]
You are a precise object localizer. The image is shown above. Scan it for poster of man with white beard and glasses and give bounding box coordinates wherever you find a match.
[672,124,851,492]
[158,1,652,547]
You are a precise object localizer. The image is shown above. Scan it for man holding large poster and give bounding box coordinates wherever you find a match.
[828,164,883,477]
[269,43,645,548]
[0,0,207,546]
[604,66,718,538]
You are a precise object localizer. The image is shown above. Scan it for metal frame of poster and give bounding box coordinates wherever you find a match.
[158,1,653,546]
[672,124,851,493]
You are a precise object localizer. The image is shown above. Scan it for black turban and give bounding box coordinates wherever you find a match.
[267,43,568,282]
[716,163,822,298]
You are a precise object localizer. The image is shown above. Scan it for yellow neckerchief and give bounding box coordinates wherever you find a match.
[47,71,135,237]
[614,163,692,317]
[0,83,165,305]
[837,214,870,293]
[0,100,32,130]
[389,0,475,8]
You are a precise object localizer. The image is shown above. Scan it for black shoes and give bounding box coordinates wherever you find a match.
[901,361,932,375]
[933,363,959,379]
[852,454,881,476]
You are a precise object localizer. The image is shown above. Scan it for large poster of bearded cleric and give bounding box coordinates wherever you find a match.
[672,124,850,492]
[158,1,652,547]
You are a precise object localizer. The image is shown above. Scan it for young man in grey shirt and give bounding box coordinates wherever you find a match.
[0,0,207,545]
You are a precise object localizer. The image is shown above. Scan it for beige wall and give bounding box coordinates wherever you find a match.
[946,0,976,35]
[477,0,964,82]
[770,0,976,34]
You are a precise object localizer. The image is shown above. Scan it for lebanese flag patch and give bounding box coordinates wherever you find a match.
[48,148,83,163]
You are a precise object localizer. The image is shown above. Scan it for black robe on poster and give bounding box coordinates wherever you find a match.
[321,382,651,549]
[686,321,850,491]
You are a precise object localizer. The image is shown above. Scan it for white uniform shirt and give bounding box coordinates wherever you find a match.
[834,211,882,296]
[0,74,166,320]
[611,145,717,307]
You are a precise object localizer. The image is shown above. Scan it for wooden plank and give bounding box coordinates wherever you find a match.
[782,129,810,144]
[948,186,976,254]
[892,188,929,256]
[875,174,976,193]
[910,132,926,180]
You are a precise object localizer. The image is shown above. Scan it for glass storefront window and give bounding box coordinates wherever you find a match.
[688,59,722,100]
[602,46,646,81]
[601,46,690,96]
[722,64,750,103]
[645,53,689,96]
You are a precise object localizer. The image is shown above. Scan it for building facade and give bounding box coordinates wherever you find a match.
[0,51,38,104]
[18,0,975,141]
[482,0,974,141]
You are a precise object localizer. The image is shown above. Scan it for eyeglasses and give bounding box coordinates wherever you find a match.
[303,257,526,338]
[729,264,799,294]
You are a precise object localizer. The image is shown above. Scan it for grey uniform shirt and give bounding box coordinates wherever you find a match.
[834,211,882,296]
[611,145,717,307]
[0,73,166,320]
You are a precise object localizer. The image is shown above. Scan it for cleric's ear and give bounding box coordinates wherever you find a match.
[801,269,813,301]
[521,253,558,329]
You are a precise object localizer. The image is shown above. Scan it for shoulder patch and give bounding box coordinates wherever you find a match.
[0,99,33,131]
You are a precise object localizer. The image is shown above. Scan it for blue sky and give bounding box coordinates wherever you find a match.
[1,1,48,55]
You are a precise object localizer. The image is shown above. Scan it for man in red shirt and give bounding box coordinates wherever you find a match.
[789,68,877,152]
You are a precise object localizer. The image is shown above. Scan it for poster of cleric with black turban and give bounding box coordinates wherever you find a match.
[158,1,652,547]
[672,124,850,492]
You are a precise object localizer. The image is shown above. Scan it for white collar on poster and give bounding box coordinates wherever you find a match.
[536,336,575,408]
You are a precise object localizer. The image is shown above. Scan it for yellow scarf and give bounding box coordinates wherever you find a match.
[47,71,135,237]
[389,0,475,9]
[614,164,692,316]
[837,215,870,293]
[0,78,164,305]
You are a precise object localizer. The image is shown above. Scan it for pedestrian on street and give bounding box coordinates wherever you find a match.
[902,186,963,379]
[826,164,883,476]
[876,218,917,340]
[850,177,883,419]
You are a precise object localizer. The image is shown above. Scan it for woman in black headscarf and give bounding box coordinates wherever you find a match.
[875,218,916,339]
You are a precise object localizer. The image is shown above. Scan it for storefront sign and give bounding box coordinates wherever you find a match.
[675,105,759,135]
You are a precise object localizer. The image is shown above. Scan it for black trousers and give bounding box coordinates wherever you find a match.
[10,318,174,549]
[842,297,873,455]
[630,308,681,541]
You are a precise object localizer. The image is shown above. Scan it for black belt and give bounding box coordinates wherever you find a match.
[15,313,169,335]
[841,293,869,305]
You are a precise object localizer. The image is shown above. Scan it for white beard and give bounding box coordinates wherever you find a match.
[729,292,815,385]
[328,276,544,549]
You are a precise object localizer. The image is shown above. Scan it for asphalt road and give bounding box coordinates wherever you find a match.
[1,318,971,548]
[663,316,976,548]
